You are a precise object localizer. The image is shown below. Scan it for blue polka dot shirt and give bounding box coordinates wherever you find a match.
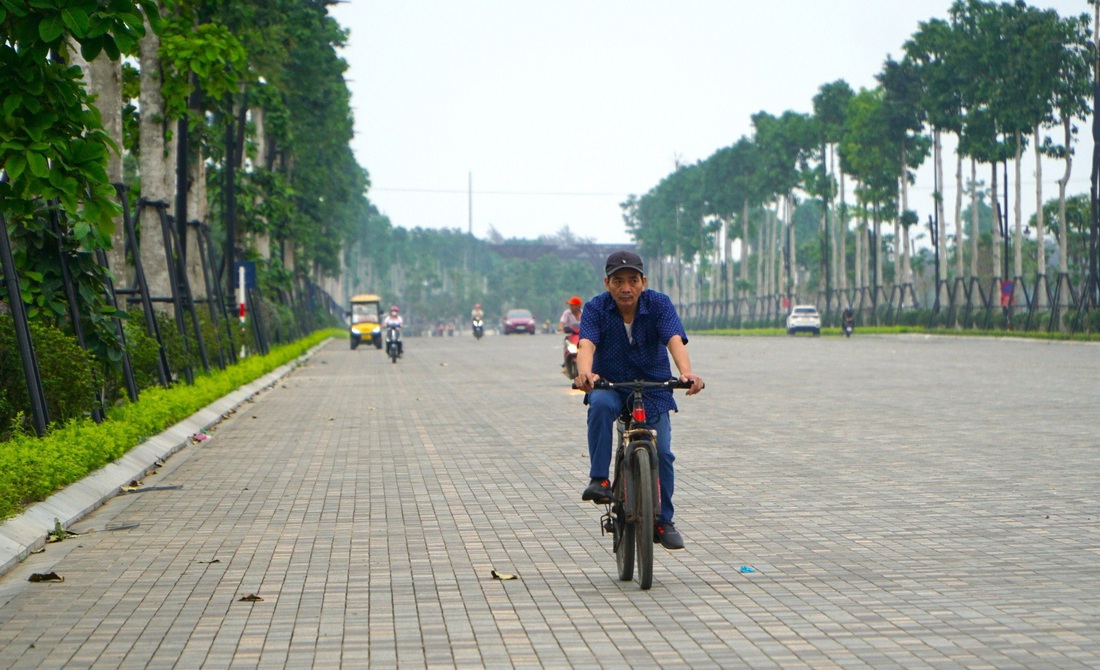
[578,289,688,415]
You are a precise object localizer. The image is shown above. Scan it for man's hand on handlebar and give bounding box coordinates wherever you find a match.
[573,370,600,393]
[680,373,705,396]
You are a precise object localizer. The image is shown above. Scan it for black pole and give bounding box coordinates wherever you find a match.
[95,246,139,403]
[0,210,49,435]
[127,197,171,388]
[929,215,940,313]
[176,110,189,267]
[49,206,103,422]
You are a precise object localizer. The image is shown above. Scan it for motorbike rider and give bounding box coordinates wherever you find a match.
[574,250,704,550]
[559,296,583,333]
[842,305,854,326]
[471,303,484,322]
[382,305,404,356]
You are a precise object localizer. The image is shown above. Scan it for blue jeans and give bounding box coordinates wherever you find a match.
[587,389,675,523]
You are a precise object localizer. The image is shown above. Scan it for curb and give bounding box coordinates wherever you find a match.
[0,338,331,578]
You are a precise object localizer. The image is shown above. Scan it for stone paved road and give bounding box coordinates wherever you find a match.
[0,333,1097,668]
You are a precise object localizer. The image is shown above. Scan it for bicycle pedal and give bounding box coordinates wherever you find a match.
[602,518,615,534]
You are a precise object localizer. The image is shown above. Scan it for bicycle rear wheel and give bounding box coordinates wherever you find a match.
[633,448,654,590]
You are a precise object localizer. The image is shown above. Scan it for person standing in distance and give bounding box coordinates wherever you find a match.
[573,250,704,550]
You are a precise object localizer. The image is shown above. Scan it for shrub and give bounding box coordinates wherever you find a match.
[0,315,96,440]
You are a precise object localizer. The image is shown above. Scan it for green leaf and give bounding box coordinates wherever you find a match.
[2,93,20,117]
[39,15,64,43]
[5,153,27,180]
[102,38,120,61]
[25,270,43,282]
[27,152,49,178]
[80,36,103,62]
[60,7,89,36]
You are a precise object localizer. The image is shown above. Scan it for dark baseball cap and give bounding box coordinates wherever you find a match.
[605,250,644,277]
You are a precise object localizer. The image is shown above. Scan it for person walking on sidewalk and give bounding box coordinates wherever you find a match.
[572,250,704,550]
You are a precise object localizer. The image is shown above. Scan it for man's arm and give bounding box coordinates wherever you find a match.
[574,338,599,391]
[666,334,704,395]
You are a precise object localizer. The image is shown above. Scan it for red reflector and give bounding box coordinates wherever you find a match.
[632,406,646,422]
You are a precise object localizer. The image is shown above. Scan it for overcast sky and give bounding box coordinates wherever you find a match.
[328,1,1094,245]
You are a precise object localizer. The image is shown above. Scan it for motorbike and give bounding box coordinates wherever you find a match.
[842,315,854,338]
[386,325,402,363]
[562,325,580,380]
[472,318,484,340]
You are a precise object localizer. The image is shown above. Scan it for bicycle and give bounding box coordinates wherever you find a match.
[576,378,692,590]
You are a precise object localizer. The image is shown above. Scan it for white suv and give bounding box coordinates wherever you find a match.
[786,305,821,336]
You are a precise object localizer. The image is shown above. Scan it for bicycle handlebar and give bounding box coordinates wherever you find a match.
[571,378,693,391]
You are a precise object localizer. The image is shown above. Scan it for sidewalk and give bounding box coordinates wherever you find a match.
[1,333,1098,668]
[0,341,328,578]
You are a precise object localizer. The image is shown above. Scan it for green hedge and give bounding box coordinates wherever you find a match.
[0,316,98,437]
[0,330,340,521]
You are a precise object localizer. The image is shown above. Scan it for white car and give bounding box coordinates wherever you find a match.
[786,305,821,336]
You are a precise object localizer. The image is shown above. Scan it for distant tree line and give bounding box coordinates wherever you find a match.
[622,0,1099,324]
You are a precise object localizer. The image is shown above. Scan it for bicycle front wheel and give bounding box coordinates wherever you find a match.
[633,448,654,590]
[615,478,635,582]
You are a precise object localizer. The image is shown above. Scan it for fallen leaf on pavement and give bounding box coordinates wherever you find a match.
[28,572,64,582]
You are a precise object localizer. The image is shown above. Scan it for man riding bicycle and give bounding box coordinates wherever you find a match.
[573,250,704,550]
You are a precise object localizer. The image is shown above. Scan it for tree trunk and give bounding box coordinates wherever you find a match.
[68,44,127,285]
[874,214,883,295]
[991,163,1001,279]
[839,169,847,291]
[740,200,750,297]
[787,195,797,298]
[821,148,830,306]
[771,201,781,300]
[899,142,909,285]
[1057,115,1072,309]
[970,158,979,279]
[1033,123,1046,308]
[1013,131,1023,279]
[138,8,175,305]
[185,153,206,299]
[755,204,764,298]
[955,149,965,280]
[856,193,865,291]
[252,106,273,262]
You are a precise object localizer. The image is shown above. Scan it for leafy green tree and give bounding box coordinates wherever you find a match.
[1,0,156,370]
[840,88,898,296]
[878,55,931,289]
[813,80,853,294]
[906,17,966,281]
